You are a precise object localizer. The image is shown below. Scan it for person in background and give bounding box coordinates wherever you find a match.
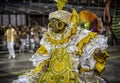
[33,22,40,48]
[14,26,20,49]
[98,17,105,34]
[103,0,112,24]
[19,26,27,52]
[29,28,35,53]
[0,26,6,51]
[103,0,112,44]
[5,24,17,59]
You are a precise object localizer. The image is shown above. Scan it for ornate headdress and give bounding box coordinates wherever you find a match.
[49,0,78,26]
[49,10,72,25]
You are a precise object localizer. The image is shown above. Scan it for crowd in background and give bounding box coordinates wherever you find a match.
[0,22,47,53]
[0,0,119,55]
[0,21,118,52]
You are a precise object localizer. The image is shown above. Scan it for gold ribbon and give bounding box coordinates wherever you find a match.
[93,51,109,74]
[33,60,49,74]
[77,32,97,55]
[36,45,48,54]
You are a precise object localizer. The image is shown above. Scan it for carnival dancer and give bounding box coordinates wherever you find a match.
[13,0,109,83]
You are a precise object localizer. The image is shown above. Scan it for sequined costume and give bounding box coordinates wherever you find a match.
[13,9,109,83]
